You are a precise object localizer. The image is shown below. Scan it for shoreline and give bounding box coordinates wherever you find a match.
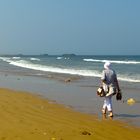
[0,88,140,140]
[0,71,140,127]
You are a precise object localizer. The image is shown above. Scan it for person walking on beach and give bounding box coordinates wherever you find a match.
[101,61,120,118]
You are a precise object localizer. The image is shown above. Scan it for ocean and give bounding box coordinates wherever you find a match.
[0,55,140,83]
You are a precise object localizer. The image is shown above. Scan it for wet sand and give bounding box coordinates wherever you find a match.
[0,71,140,127]
[0,88,140,140]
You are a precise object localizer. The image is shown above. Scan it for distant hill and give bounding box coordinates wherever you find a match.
[61,54,76,57]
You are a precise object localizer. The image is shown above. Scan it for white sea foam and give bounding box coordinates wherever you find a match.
[12,57,21,59]
[56,57,70,60]
[0,57,12,64]
[118,77,140,83]
[83,59,140,64]
[56,57,63,60]
[117,74,140,83]
[30,58,40,61]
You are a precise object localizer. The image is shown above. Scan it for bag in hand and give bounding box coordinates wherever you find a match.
[97,87,106,97]
[116,90,122,100]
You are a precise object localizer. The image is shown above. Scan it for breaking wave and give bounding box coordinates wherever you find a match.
[83,59,140,64]
[0,57,140,83]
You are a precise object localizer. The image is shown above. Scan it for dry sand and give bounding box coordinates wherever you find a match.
[0,88,140,140]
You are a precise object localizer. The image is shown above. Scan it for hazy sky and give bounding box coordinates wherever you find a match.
[0,0,140,55]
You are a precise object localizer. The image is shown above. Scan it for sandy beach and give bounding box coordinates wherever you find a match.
[0,88,139,140]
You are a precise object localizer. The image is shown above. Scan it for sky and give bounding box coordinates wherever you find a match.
[0,0,140,55]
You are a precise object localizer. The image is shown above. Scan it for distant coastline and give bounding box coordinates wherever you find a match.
[0,54,139,57]
[0,54,49,57]
[0,53,77,57]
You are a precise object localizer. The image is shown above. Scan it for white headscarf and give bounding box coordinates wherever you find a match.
[104,61,111,69]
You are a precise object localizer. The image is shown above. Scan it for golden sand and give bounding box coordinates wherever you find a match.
[0,88,139,140]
